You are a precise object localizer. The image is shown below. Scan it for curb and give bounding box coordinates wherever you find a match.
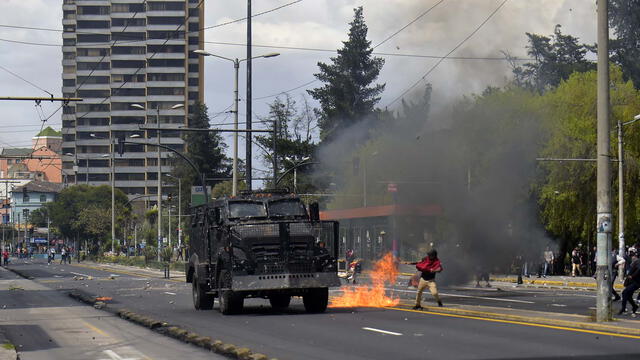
[490,277,624,290]
[67,291,275,360]
[392,304,640,337]
[0,330,17,360]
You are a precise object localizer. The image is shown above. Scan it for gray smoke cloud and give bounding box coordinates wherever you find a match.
[316,85,555,285]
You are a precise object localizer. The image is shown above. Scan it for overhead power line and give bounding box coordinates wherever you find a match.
[373,0,446,49]
[386,0,510,107]
[0,64,54,96]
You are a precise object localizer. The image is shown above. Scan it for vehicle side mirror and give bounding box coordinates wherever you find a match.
[309,202,320,222]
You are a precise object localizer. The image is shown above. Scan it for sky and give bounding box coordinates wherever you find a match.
[0,0,597,175]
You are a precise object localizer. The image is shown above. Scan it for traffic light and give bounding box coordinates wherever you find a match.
[117,137,125,156]
[167,193,173,202]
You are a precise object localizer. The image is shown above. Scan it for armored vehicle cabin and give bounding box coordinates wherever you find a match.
[186,190,340,314]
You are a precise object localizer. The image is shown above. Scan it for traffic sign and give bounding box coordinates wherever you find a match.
[387,183,398,192]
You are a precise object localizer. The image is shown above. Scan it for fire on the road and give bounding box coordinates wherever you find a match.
[329,253,400,308]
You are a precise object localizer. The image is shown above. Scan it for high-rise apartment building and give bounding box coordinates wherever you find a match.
[61,0,204,198]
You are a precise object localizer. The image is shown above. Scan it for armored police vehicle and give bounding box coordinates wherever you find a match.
[186,190,340,314]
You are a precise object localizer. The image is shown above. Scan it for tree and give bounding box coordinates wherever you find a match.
[609,0,640,89]
[168,102,231,207]
[308,6,385,142]
[255,94,317,187]
[512,25,595,93]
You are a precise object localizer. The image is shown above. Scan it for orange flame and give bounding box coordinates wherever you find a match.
[329,252,400,308]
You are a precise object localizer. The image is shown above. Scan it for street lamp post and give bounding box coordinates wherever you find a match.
[617,114,640,260]
[130,103,183,261]
[94,134,116,255]
[165,174,181,247]
[193,50,279,196]
[285,156,310,193]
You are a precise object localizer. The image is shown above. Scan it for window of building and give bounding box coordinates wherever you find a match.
[115,173,146,181]
[77,34,110,43]
[63,79,76,86]
[77,89,110,98]
[188,77,198,86]
[39,194,47,203]
[76,118,109,126]
[62,120,75,128]
[77,62,110,71]
[148,59,184,67]
[111,60,146,69]
[77,48,109,57]
[111,74,145,83]
[188,63,198,72]
[77,20,110,29]
[148,17,184,25]
[112,46,145,55]
[188,22,199,32]
[88,174,109,182]
[188,36,199,45]
[147,44,184,53]
[63,134,76,141]
[112,116,145,125]
[63,106,76,114]
[23,194,29,203]
[148,87,184,96]
[112,32,146,41]
[111,3,146,13]
[76,103,110,112]
[112,88,146,96]
[63,65,76,74]
[63,10,76,20]
[63,52,76,60]
[188,8,199,16]
[63,25,76,32]
[112,18,146,27]
[147,73,184,81]
[76,76,109,84]
[77,6,110,15]
[148,2,185,11]
[111,102,141,111]
[147,31,184,40]
[63,38,76,46]
[188,91,199,100]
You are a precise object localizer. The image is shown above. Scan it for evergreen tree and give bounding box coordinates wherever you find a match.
[512,25,594,93]
[308,6,385,142]
[610,0,640,89]
[168,102,231,205]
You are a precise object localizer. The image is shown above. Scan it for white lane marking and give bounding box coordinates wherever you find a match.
[71,271,91,277]
[164,292,177,295]
[362,327,403,336]
[551,304,567,307]
[100,349,140,360]
[386,288,535,304]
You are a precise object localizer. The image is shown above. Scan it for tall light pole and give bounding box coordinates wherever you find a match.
[131,103,183,261]
[284,156,310,193]
[165,174,181,248]
[193,50,279,196]
[93,134,116,255]
[595,0,611,322]
[617,114,640,260]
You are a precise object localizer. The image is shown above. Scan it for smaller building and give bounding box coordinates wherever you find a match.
[0,127,62,183]
[10,181,63,225]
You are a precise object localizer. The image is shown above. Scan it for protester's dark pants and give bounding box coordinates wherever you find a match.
[611,273,620,300]
[620,282,640,312]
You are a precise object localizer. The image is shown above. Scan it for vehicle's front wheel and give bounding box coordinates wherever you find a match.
[303,287,328,313]
[269,294,291,310]
[192,276,214,310]
[218,270,243,314]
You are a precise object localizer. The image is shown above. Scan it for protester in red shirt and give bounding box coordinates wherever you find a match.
[413,249,443,309]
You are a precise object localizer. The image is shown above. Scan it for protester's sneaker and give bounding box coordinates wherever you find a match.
[437,301,443,307]
[412,305,423,310]
[617,308,627,315]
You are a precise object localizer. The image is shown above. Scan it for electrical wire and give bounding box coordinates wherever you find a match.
[386,0,510,107]
[372,0,446,49]
[0,64,54,96]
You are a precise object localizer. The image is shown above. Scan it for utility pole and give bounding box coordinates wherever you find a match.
[273,120,278,186]
[177,178,181,248]
[233,59,239,196]
[595,0,612,322]
[246,0,253,191]
[157,108,162,262]
[618,120,624,261]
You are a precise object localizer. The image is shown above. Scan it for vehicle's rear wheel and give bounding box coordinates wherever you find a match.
[218,270,243,314]
[303,287,328,313]
[192,276,214,310]
[269,294,291,310]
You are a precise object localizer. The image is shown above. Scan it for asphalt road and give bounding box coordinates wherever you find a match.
[0,264,222,360]
[6,258,640,360]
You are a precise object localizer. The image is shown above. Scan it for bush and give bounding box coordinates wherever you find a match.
[143,246,157,263]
